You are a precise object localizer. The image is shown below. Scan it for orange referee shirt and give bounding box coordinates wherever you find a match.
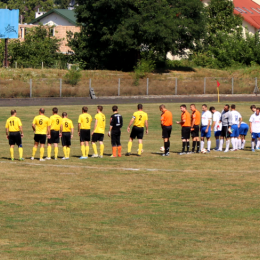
[181,110,191,127]
[191,110,201,126]
[161,109,173,126]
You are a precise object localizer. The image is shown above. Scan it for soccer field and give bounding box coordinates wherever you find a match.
[1,102,260,259]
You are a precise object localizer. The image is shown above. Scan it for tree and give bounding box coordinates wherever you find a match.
[54,0,70,9]
[68,0,205,70]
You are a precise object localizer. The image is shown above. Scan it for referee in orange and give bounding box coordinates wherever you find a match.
[159,104,173,156]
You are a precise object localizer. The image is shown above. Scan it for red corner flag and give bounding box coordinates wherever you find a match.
[217,80,220,88]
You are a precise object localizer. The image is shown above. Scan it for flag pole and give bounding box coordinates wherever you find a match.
[217,87,219,103]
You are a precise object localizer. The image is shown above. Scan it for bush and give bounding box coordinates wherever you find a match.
[133,58,155,85]
[64,66,82,86]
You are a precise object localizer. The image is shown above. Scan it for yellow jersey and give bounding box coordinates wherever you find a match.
[78,113,92,130]
[62,118,74,132]
[5,116,22,132]
[133,111,148,128]
[48,114,62,131]
[32,115,49,135]
[94,112,106,134]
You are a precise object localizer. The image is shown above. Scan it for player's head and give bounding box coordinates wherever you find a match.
[159,104,165,111]
[251,105,256,112]
[97,105,103,112]
[190,104,196,111]
[112,105,118,112]
[231,104,236,110]
[39,108,45,114]
[11,109,16,116]
[202,104,207,111]
[256,108,260,115]
[82,106,88,113]
[52,107,58,114]
[137,104,143,110]
[62,112,67,118]
[209,106,215,113]
[224,104,230,112]
[180,104,186,112]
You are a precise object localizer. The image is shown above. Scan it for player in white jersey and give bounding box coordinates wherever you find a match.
[249,107,260,152]
[200,104,212,152]
[250,105,257,146]
[228,104,242,152]
[238,122,249,150]
[210,107,222,151]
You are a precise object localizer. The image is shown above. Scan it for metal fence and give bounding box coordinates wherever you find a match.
[0,77,258,98]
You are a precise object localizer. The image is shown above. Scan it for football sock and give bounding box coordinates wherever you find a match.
[32,147,37,157]
[118,146,122,157]
[54,147,58,159]
[182,142,186,152]
[47,146,52,158]
[168,140,170,149]
[196,141,200,152]
[40,147,44,159]
[235,138,238,150]
[238,139,242,149]
[67,147,70,158]
[231,138,235,149]
[192,141,196,152]
[164,141,169,154]
[100,144,104,156]
[138,144,143,155]
[19,147,23,159]
[242,140,246,149]
[252,141,255,150]
[219,139,224,150]
[200,141,204,150]
[225,140,230,151]
[85,146,89,157]
[112,147,117,157]
[10,147,14,159]
[257,140,260,149]
[92,143,98,155]
[186,141,190,152]
[63,147,67,157]
[81,145,86,157]
[207,140,211,151]
[216,139,220,149]
[128,141,132,153]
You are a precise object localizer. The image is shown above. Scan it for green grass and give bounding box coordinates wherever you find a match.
[0,102,260,259]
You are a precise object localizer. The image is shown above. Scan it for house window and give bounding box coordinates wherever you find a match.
[20,28,24,38]
[50,28,55,36]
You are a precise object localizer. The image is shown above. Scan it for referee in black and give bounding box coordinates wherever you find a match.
[108,105,123,157]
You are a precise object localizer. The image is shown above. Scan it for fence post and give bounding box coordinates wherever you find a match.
[175,78,177,95]
[60,78,62,97]
[15,62,17,69]
[118,78,120,96]
[89,78,91,90]
[232,78,234,94]
[147,78,149,95]
[30,79,32,98]
[42,62,43,69]
[256,77,257,91]
[204,77,206,94]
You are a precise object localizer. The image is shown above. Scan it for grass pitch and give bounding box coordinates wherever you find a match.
[0,102,260,259]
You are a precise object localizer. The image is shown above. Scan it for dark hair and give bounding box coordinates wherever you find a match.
[52,107,58,114]
[82,106,88,112]
[112,105,118,112]
[159,104,165,109]
[225,104,230,109]
[62,112,67,117]
[39,108,45,114]
[11,109,16,115]
[209,106,215,111]
[180,104,186,108]
[257,107,260,111]
[137,104,143,110]
[190,104,196,107]
[202,104,207,108]
[97,105,103,111]
[251,105,256,109]
[231,104,236,109]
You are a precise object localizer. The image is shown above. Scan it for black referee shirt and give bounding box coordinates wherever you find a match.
[110,113,123,131]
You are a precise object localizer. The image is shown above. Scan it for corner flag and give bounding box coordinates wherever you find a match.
[217,81,220,88]
[217,80,220,102]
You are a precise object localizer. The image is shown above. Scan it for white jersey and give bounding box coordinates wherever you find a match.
[230,110,242,125]
[201,110,212,126]
[213,111,222,131]
[249,113,260,133]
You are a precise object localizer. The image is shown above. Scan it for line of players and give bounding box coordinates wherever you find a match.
[5,104,148,161]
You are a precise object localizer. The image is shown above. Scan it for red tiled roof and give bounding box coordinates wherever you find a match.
[233,0,260,29]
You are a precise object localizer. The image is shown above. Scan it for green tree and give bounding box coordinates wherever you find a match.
[68,0,205,70]
[54,0,70,9]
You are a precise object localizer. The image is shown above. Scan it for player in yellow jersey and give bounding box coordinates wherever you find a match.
[46,107,63,160]
[31,108,49,161]
[78,106,92,159]
[126,104,148,156]
[5,109,24,161]
[91,106,106,158]
[61,112,74,160]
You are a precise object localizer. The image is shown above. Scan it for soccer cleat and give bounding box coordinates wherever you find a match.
[62,157,67,160]
[45,157,51,160]
[99,155,103,158]
[186,152,192,154]
[19,158,24,161]
[207,150,210,153]
[125,153,131,156]
[190,151,195,154]
[252,149,255,152]
[54,158,57,160]
[256,148,260,151]
[11,158,14,161]
[91,154,99,158]
[230,149,235,152]
[137,154,141,157]
[31,157,34,160]
[179,152,186,155]
[213,148,219,151]
[39,159,45,161]
[224,150,229,153]
[162,152,170,156]
[110,155,117,158]
[79,156,88,159]
[217,149,222,152]
[196,151,200,153]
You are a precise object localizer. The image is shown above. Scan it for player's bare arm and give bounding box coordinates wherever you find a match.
[78,123,81,136]
[238,117,242,128]
[145,120,148,134]
[59,124,63,137]
[212,121,216,131]
[47,126,51,138]
[191,116,195,130]
[205,120,210,133]
[108,125,113,137]
[19,126,24,138]
[92,120,98,135]
[250,122,253,134]
[71,127,74,138]
[127,118,134,133]
[5,128,9,139]
[32,124,36,132]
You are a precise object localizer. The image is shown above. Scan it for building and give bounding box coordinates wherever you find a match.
[19,9,80,53]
